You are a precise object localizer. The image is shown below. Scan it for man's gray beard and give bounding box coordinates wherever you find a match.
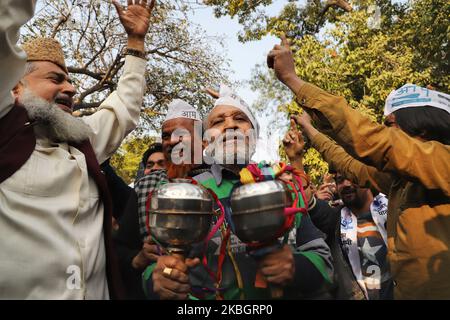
[19,88,93,143]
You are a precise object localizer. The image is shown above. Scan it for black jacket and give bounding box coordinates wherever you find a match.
[113,191,147,299]
[309,198,366,300]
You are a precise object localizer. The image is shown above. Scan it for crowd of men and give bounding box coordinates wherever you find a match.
[0,0,449,300]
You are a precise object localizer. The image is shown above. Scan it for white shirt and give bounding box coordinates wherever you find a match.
[0,1,147,299]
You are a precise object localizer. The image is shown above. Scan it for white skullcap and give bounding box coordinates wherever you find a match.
[212,84,260,137]
[384,84,450,116]
[163,99,202,123]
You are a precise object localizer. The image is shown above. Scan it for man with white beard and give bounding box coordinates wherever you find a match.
[147,85,334,300]
[0,0,155,299]
[202,85,259,167]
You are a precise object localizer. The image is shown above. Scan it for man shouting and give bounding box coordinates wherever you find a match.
[0,0,155,299]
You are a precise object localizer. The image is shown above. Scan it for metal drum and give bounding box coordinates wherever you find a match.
[149,179,214,254]
[230,180,293,244]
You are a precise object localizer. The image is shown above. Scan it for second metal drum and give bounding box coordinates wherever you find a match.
[230,180,293,244]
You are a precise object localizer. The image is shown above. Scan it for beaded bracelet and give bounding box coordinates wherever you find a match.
[124,47,146,60]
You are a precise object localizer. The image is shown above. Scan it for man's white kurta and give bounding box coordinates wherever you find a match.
[0,0,147,299]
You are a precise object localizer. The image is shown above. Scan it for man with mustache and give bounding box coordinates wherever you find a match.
[0,0,155,299]
[114,98,205,299]
[135,99,204,241]
[336,173,392,300]
[316,171,392,300]
[284,111,393,300]
[147,85,333,300]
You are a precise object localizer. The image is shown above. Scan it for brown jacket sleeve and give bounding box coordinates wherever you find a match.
[310,132,393,194]
[296,83,450,196]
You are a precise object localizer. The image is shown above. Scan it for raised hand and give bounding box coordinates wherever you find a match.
[205,87,220,99]
[113,0,156,39]
[267,34,306,95]
[284,116,313,203]
[267,35,297,85]
[292,111,319,140]
[283,118,305,161]
[292,111,313,129]
[315,182,335,202]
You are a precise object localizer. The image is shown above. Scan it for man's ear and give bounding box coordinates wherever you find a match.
[12,81,24,99]
[202,138,209,149]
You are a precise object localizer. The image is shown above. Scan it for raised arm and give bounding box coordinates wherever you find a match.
[0,0,35,118]
[282,118,312,201]
[294,112,393,195]
[268,35,450,196]
[82,0,156,163]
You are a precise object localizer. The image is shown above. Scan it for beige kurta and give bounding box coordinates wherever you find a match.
[0,1,147,299]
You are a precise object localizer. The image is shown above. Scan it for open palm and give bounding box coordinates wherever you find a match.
[113,0,156,39]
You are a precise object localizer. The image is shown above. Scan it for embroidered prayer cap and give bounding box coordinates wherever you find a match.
[22,37,68,73]
[384,84,450,116]
[212,84,260,138]
[163,99,202,123]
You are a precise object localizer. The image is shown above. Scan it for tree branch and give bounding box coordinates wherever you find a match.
[67,66,105,81]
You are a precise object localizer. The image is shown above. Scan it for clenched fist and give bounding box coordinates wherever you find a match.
[152,255,200,300]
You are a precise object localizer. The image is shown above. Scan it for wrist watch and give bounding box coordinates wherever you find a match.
[123,47,146,60]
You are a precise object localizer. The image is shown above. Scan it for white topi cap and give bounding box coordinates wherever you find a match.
[212,84,260,137]
[384,84,450,116]
[163,99,202,123]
